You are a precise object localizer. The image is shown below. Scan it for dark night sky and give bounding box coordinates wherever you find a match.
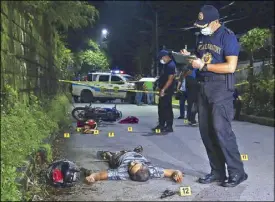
[67,1,274,72]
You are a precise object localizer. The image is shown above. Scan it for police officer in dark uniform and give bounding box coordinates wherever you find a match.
[152,50,176,132]
[181,5,247,187]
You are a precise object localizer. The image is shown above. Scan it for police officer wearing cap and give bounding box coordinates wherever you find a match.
[152,50,176,133]
[181,5,247,187]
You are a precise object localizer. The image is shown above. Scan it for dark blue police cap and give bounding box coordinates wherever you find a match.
[194,5,220,28]
[158,50,169,59]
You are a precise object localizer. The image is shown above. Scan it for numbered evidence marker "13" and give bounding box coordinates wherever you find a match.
[241,154,248,161]
[108,132,114,137]
[64,133,70,138]
[179,186,192,196]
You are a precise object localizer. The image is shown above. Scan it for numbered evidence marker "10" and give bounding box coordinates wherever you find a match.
[108,132,114,137]
[241,154,248,161]
[64,133,70,138]
[179,186,192,196]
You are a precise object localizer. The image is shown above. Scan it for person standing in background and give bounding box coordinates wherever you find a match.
[135,75,144,106]
[152,50,176,133]
[143,76,154,105]
[186,68,199,126]
[233,88,242,120]
[177,70,189,119]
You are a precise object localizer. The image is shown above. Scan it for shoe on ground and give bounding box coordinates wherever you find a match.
[221,173,248,187]
[178,116,185,119]
[188,121,198,126]
[96,151,107,160]
[151,125,165,131]
[162,126,174,133]
[198,173,227,184]
[133,145,143,153]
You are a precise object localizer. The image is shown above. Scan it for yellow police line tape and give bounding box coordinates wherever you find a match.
[59,78,275,94]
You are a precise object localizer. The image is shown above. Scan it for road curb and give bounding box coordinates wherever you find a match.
[239,114,275,127]
[172,104,274,127]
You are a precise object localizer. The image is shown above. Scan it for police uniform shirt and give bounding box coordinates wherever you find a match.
[195,24,240,77]
[107,152,165,180]
[159,60,176,94]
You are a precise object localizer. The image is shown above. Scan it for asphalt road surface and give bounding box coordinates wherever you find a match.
[48,101,274,201]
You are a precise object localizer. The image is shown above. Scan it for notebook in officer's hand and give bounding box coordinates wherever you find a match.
[172,51,197,65]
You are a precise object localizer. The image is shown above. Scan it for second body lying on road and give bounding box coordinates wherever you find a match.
[84,147,183,183]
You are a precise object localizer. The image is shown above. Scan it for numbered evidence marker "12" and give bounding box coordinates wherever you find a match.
[179,186,192,196]
[64,133,70,138]
[241,154,248,161]
[108,132,114,137]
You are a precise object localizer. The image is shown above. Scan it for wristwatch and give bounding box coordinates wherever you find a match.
[200,63,208,71]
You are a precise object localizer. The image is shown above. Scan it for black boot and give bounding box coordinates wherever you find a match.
[163,121,173,132]
[221,173,248,187]
[133,145,143,153]
[162,126,173,132]
[152,124,165,131]
[198,172,227,184]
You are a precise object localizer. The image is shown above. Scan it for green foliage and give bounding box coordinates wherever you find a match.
[77,39,110,72]
[53,33,74,79]
[40,144,53,162]
[240,28,271,54]
[18,1,99,31]
[1,85,70,201]
[242,66,274,118]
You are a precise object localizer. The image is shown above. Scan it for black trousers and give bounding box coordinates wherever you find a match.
[158,94,173,127]
[197,80,245,177]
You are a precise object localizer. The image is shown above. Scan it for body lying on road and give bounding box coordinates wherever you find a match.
[83,146,183,184]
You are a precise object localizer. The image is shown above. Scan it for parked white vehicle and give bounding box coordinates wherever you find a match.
[71,71,136,103]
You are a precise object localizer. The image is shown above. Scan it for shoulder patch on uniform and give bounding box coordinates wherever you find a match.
[225,27,234,35]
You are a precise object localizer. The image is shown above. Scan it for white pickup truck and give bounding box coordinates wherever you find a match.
[71,72,136,103]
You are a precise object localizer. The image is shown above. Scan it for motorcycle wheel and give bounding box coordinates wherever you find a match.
[72,107,88,122]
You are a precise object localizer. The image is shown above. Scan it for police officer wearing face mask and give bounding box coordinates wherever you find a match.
[152,50,176,133]
[181,5,247,187]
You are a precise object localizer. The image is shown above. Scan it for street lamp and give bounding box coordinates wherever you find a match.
[102,29,108,38]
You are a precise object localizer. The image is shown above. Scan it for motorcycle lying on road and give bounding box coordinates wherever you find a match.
[71,103,122,123]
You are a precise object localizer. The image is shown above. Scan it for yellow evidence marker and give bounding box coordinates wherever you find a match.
[128,127,133,132]
[108,132,115,137]
[179,186,192,196]
[94,130,99,135]
[76,127,82,132]
[241,154,248,161]
[155,129,161,134]
[64,133,70,138]
[184,119,188,124]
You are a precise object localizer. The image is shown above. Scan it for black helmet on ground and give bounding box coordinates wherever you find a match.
[46,159,80,188]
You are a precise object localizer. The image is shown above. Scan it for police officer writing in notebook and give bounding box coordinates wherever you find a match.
[152,50,176,133]
[181,5,247,187]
